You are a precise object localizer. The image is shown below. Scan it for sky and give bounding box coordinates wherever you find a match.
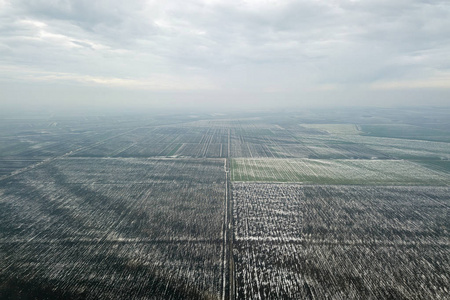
[1,0,450,112]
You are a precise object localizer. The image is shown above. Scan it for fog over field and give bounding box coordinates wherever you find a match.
[1,1,450,299]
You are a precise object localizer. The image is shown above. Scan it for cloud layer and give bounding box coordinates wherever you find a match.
[1,0,450,109]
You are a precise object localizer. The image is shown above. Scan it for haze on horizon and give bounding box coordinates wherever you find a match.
[1,0,450,113]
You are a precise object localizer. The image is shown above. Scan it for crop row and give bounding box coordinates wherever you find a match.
[0,158,226,299]
[234,242,449,299]
[72,125,229,158]
[2,240,222,299]
[232,183,450,299]
[231,158,450,185]
[5,118,448,161]
[341,135,450,160]
[1,158,226,241]
[0,158,43,176]
[233,183,449,244]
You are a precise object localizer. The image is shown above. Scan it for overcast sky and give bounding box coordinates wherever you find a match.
[1,0,450,112]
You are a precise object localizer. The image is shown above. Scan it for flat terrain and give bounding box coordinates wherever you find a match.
[233,183,450,299]
[231,158,450,185]
[1,107,450,299]
[1,158,225,299]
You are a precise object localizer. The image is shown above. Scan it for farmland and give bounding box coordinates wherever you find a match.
[234,242,449,299]
[232,184,449,299]
[1,158,226,299]
[71,124,229,158]
[1,107,450,299]
[231,158,450,185]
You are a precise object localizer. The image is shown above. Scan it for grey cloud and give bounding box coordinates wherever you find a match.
[1,0,450,108]
[16,0,144,28]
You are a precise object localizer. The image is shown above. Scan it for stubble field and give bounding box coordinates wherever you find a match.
[1,108,450,299]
